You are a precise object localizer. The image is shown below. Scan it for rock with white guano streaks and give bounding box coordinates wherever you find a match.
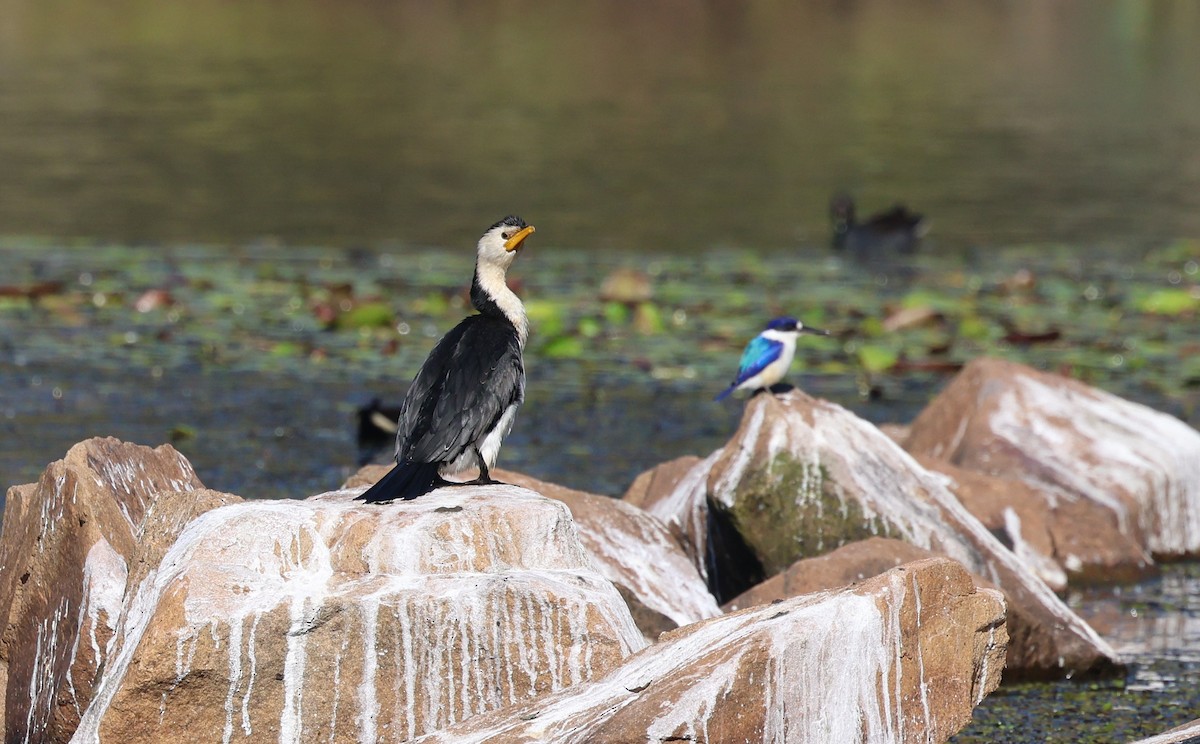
[418,557,1008,744]
[70,485,646,743]
[0,437,217,743]
[347,464,723,644]
[905,357,1200,561]
[640,390,1120,679]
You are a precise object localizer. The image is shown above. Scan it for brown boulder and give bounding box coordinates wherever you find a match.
[620,455,718,582]
[348,465,722,642]
[622,455,702,512]
[721,537,1098,688]
[72,486,646,742]
[918,455,1154,588]
[494,469,720,639]
[670,390,1119,679]
[724,537,940,611]
[0,438,207,742]
[420,558,1008,743]
[905,357,1200,560]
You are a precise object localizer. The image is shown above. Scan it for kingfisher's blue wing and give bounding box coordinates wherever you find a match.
[733,335,783,385]
[715,333,786,401]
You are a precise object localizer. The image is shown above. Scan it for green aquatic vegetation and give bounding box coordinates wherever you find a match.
[957,314,995,342]
[899,288,965,313]
[539,335,586,359]
[523,299,567,337]
[577,317,602,338]
[0,239,1196,435]
[857,344,900,374]
[1134,288,1200,316]
[632,302,665,335]
[333,302,394,330]
[602,301,629,326]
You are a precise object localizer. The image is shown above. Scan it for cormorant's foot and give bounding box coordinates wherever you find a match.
[453,476,506,487]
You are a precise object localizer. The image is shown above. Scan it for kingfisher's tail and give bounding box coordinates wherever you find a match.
[714,385,736,402]
[355,461,445,503]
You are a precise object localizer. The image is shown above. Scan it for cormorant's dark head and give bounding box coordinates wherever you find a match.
[764,316,830,336]
[477,215,536,269]
[830,193,856,234]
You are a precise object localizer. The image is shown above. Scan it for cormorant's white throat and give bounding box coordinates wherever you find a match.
[356,215,535,503]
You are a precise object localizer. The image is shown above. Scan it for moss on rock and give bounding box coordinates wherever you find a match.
[719,453,893,575]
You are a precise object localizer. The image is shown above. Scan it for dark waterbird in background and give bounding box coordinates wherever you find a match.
[355,397,401,466]
[715,317,830,402]
[830,193,927,256]
[356,216,536,503]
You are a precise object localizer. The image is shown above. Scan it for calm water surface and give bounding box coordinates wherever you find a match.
[1,0,1199,250]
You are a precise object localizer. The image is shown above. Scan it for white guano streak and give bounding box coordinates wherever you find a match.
[990,374,1200,556]
[719,394,1116,663]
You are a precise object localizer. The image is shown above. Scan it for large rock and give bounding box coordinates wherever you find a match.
[419,558,1008,743]
[652,391,1119,679]
[622,454,727,588]
[71,486,646,743]
[622,456,709,575]
[1132,719,1200,744]
[722,536,1099,692]
[349,465,722,642]
[904,357,1200,560]
[917,455,1154,588]
[723,537,942,612]
[494,469,720,640]
[0,438,211,743]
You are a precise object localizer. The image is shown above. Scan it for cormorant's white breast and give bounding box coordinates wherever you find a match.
[357,215,535,503]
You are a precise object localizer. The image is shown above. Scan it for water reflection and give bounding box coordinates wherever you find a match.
[1073,565,1200,692]
[1,0,1199,250]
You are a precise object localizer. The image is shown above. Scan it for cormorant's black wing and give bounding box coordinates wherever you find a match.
[395,314,524,466]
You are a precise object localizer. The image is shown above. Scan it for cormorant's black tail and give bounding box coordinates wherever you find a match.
[355,462,444,503]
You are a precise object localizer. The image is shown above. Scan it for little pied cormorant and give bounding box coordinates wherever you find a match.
[357,215,536,503]
[714,316,829,401]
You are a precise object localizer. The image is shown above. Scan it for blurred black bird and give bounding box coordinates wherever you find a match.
[355,397,401,466]
[830,193,927,256]
[356,215,536,503]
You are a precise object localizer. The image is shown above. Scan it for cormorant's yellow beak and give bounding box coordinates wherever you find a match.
[504,225,536,252]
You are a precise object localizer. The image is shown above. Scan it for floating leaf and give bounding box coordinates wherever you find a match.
[412,291,450,316]
[883,305,940,333]
[603,301,629,325]
[633,302,665,335]
[1135,288,1199,316]
[269,341,304,357]
[577,317,602,338]
[335,302,394,330]
[599,267,653,303]
[540,335,585,358]
[857,344,899,373]
[524,299,567,337]
[958,315,993,341]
